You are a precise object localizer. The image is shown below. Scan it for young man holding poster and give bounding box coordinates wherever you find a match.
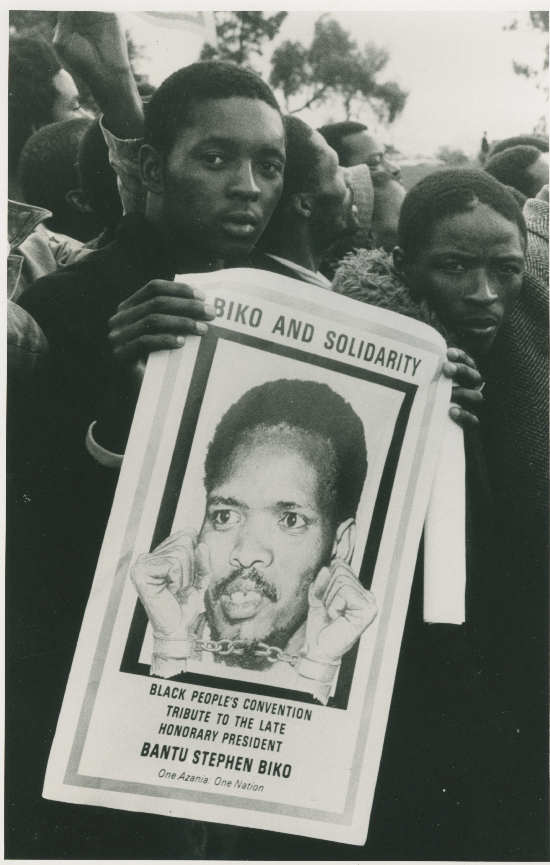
[10,35,286,863]
[131,379,377,701]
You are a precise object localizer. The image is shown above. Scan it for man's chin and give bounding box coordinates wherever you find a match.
[204,596,303,669]
[217,231,259,263]
[206,593,266,640]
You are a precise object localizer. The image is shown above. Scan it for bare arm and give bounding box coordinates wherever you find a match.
[54,12,144,139]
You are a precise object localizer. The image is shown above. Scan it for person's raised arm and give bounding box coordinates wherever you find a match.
[53,12,143,140]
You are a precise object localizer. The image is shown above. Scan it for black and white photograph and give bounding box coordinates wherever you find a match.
[5,5,548,861]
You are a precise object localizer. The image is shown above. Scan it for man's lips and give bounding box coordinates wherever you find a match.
[220,579,267,620]
[459,316,501,337]
[212,570,278,621]
[221,212,261,240]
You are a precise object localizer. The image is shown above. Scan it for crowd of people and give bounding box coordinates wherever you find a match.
[6,11,549,861]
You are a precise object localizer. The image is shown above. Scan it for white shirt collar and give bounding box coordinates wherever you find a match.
[266,254,332,289]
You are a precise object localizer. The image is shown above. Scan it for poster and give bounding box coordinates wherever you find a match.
[43,268,450,845]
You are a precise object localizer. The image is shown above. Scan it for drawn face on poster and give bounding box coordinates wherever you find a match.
[199,377,367,657]
[130,338,405,700]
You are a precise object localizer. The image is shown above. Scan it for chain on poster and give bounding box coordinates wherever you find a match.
[43,268,451,845]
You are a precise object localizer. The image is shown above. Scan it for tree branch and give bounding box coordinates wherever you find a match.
[289,84,329,113]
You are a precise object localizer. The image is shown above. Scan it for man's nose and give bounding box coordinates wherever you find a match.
[386,159,401,181]
[227,161,261,199]
[76,106,93,120]
[467,269,500,304]
[229,521,273,570]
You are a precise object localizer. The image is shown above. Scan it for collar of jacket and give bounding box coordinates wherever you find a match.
[8,199,52,250]
[523,197,549,242]
[114,214,233,279]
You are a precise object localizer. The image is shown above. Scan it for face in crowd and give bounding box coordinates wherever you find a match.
[142,96,286,265]
[396,197,525,357]
[308,131,358,249]
[50,68,91,122]
[341,128,401,182]
[199,423,356,659]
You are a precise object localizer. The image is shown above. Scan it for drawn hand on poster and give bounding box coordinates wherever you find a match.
[302,562,378,666]
[132,530,212,666]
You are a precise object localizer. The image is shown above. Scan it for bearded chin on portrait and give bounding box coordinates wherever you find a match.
[203,566,311,671]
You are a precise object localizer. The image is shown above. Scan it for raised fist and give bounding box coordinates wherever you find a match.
[131,529,211,676]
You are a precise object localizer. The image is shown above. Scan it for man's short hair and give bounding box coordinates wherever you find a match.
[318,121,368,165]
[281,115,320,198]
[256,116,319,249]
[204,378,367,525]
[398,167,527,263]
[484,145,545,198]
[489,135,548,158]
[144,60,281,157]
[9,35,62,168]
[18,118,91,233]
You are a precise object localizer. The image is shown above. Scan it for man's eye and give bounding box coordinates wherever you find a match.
[496,262,523,275]
[203,154,226,168]
[441,261,467,273]
[259,160,283,178]
[211,509,240,529]
[279,512,307,531]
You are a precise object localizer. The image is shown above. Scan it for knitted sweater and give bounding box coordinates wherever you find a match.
[332,247,450,339]
[483,195,549,522]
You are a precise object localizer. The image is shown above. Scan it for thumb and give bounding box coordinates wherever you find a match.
[193,542,212,591]
[309,565,332,606]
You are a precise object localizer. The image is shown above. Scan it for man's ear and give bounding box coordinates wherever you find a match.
[331,518,356,565]
[65,188,94,214]
[140,143,164,194]
[290,191,314,220]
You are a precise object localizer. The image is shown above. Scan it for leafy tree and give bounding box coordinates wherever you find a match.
[200,11,287,68]
[506,12,548,135]
[269,15,407,123]
[505,12,548,94]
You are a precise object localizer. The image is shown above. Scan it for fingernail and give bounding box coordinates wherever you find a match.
[176,335,185,346]
[447,348,460,360]
[192,288,205,300]
[196,322,208,335]
[443,361,457,375]
[449,406,460,418]
[204,304,216,317]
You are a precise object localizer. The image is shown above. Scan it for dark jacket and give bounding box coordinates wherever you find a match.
[8,216,211,859]
[19,215,176,444]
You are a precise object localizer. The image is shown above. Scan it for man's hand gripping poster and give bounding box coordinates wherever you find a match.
[44,268,451,845]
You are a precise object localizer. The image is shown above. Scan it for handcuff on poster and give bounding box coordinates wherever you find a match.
[43,268,451,845]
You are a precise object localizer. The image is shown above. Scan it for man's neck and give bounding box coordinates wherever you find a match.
[265,226,320,273]
[144,208,225,274]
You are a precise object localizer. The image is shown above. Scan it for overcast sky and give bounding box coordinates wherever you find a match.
[125,7,548,158]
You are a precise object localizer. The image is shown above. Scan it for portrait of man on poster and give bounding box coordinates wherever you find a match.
[131,377,377,702]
